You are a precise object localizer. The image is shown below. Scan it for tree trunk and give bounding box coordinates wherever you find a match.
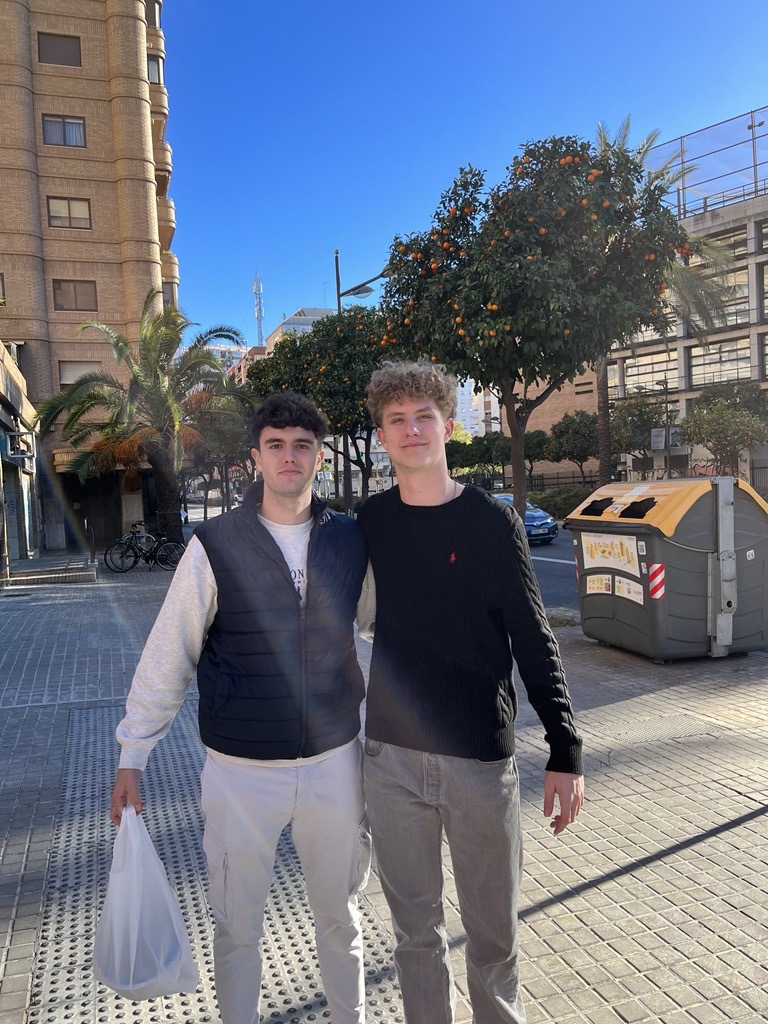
[149,450,183,542]
[596,355,612,486]
[499,380,529,515]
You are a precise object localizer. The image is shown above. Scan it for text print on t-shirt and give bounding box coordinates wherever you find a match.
[291,567,307,601]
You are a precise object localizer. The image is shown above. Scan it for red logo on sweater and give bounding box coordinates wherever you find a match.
[449,551,457,564]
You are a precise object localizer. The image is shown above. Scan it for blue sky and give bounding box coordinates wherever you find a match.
[162,0,767,347]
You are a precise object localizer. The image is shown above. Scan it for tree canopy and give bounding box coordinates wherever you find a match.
[610,392,677,462]
[247,306,387,499]
[678,400,768,476]
[380,130,698,510]
[545,410,599,483]
[35,291,243,539]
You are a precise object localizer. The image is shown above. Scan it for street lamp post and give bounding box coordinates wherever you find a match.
[655,378,670,479]
[333,250,376,516]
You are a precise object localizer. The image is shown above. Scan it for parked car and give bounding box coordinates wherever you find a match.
[491,493,559,544]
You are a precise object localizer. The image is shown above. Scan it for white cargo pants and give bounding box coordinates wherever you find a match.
[200,741,370,1024]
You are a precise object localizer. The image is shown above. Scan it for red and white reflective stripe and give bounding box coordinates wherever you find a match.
[648,563,665,599]
[574,556,579,582]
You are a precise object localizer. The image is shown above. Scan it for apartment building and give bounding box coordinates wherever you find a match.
[521,108,768,486]
[0,0,177,548]
[609,107,768,479]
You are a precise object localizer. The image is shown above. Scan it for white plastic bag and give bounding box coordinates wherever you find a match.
[93,804,199,1000]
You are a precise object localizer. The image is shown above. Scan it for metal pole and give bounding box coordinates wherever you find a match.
[663,381,669,479]
[334,250,354,515]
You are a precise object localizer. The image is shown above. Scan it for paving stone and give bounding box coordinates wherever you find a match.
[3,574,768,1023]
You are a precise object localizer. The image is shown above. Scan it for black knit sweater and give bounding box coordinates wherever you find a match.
[357,485,583,774]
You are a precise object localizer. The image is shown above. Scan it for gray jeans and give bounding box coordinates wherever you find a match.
[364,739,526,1024]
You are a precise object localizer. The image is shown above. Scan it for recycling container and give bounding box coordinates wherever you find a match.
[563,477,768,660]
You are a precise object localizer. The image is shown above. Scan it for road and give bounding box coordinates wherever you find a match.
[528,525,579,609]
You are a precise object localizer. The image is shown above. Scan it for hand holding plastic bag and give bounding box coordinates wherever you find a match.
[94,804,199,1000]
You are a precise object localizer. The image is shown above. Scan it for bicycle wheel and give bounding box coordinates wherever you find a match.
[155,540,185,570]
[104,540,139,573]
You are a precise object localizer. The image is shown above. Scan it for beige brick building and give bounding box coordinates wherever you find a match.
[0,0,177,548]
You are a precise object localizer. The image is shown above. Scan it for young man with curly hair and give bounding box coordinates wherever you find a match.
[357,360,584,1024]
[110,393,370,1024]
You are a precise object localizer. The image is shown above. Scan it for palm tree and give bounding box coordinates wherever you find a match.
[593,120,732,484]
[36,290,243,541]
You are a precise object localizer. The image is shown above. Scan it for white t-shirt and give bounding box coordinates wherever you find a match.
[258,513,312,607]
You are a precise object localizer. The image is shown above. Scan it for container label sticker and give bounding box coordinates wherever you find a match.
[581,533,640,577]
[638,541,647,556]
[747,549,755,561]
[586,574,612,594]
[615,576,644,604]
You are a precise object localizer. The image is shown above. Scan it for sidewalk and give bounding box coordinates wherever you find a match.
[1,566,767,1023]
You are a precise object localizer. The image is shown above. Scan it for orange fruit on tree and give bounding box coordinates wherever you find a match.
[539,227,547,235]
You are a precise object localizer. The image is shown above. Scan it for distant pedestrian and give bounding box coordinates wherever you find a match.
[357,360,584,1024]
[110,392,370,1024]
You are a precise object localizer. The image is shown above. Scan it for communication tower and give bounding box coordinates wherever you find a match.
[252,273,264,347]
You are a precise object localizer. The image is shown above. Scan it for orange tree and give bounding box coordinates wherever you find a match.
[380,133,696,510]
[248,306,387,500]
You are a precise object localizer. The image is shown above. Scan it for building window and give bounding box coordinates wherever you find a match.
[147,56,163,84]
[759,264,768,323]
[0,272,5,306]
[47,197,91,229]
[689,337,751,387]
[145,2,162,28]
[162,281,177,308]
[38,33,81,67]
[42,115,85,147]
[52,280,97,312]
[721,269,750,327]
[59,360,101,386]
[623,351,678,394]
[713,225,748,261]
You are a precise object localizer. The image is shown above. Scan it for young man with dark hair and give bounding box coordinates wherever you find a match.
[357,361,584,1024]
[110,392,370,1024]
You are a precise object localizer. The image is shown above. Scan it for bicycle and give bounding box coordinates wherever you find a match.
[104,521,185,573]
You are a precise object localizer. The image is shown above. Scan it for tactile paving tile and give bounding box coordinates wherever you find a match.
[28,700,404,1023]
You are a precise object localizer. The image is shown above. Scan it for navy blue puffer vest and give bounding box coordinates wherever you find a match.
[194,486,367,760]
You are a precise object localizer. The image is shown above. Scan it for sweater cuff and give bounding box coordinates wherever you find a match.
[545,739,583,776]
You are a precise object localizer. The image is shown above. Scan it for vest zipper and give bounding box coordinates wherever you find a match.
[298,517,319,755]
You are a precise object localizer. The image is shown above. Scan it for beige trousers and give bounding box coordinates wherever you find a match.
[201,741,371,1024]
